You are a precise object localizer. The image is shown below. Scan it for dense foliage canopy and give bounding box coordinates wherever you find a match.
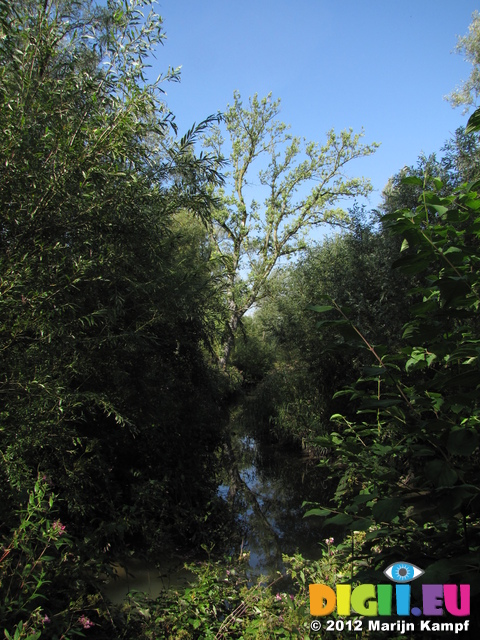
[2,2,480,638]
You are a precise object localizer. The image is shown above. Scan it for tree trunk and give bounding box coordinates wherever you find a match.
[218,311,240,369]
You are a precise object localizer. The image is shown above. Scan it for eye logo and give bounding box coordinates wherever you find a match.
[383,562,424,583]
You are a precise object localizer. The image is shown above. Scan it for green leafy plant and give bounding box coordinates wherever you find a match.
[0,475,106,639]
[117,547,362,639]
[308,170,480,599]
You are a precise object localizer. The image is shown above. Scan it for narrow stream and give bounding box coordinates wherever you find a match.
[105,418,331,602]
[219,424,331,578]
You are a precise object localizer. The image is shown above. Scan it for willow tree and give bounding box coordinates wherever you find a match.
[446,10,480,112]
[204,92,380,367]
[0,0,223,556]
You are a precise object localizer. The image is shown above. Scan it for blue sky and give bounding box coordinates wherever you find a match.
[148,0,480,212]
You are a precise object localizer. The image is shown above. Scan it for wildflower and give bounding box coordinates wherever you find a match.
[325,537,334,545]
[78,615,94,629]
[52,520,66,536]
[275,593,282,601]
[43,615,51,624]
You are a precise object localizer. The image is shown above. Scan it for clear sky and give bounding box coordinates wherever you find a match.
[147,0,480,211]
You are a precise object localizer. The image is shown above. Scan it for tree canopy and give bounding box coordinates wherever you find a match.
[203,91,379,366]
[447,10,480,111]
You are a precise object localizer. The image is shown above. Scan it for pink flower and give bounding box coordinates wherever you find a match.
[43,615,51,624]
[78,615,94,629]
[52,520,66,536]
[275,593,282,601]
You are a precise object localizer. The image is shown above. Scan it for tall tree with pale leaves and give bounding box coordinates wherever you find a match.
[446,10,480,112]
[204,92,379,367]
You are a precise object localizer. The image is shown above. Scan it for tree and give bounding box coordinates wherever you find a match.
[203,92,379,367]
[0,1,229,635]
[0,0,224,559]
[380,125,480,220]
[238,207,414,444]
[446,10,480,112]
[441,126,480,184]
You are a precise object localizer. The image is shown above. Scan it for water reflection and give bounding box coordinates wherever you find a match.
[104,558,195,604]
[219,423,332,578]
[105,417,333,602]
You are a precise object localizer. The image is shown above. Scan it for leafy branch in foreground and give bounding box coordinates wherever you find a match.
[307,172,480,592]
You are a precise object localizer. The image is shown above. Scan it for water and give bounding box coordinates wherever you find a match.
[105,420,331,601]
[104,558,195,604]
[218,426,332,578]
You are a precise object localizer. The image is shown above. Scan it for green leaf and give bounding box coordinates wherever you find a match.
[436,370,480,390]
[360,397,401,409]
[466,106,480,133]
[437,485,479,516]
[442,246,463,255]
[392,252,434,275]
[447,427,479,456]
[314,319,348,329]
[365,528,389,541]
[309,304,334,313]
[429,204,449,216]
[371,443,394,456]
[401,176,423,186]
[362,366,386,376]
[346,517,372,531]
[323,513,354,526]
[435,276,470,305]
[425,460,458,487]
[372,497,403,522]
[304,508,332,518]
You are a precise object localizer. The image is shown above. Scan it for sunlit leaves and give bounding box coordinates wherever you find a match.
[0,0,224,569]
[203,90,379,364]
[306,176,480,578]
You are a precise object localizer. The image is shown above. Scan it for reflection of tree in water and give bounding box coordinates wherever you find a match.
[220,416,334,577]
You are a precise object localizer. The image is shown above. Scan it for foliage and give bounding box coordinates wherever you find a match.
[0,0,226,571]
[380,128,480,217]
[116,546,360,640]
[254,126,480,449]
[446,10,480,112]
[203,92,379,366]
[0,475,112,640]
[230,315,276,385]
[0,478,369,640]
[241,208,412,444]
[308,174,480,609]
[441,126,480,185]
[4,2,480,638]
